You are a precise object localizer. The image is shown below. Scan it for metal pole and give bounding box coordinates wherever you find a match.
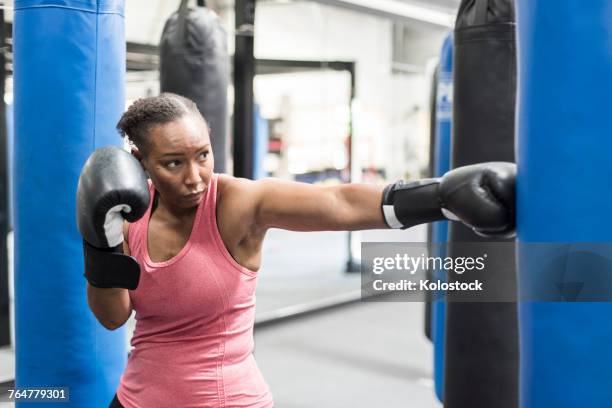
[233,0,255,179]
[345,64,358,273]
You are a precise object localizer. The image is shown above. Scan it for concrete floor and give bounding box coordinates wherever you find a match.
[254,301,441,408]
[255,226,429,314]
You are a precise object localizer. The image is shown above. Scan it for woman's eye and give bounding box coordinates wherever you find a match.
[166,160,181,168]
[198,151,209,160]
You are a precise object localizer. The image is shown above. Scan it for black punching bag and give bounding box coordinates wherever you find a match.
[444,1,518,407]
[160,0,229,172]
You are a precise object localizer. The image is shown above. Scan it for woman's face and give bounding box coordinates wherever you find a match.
[139,114,214,211]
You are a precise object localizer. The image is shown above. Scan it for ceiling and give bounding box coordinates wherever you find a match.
[1,0,461,72]
[3,0,462,44]
[403,0,461,12]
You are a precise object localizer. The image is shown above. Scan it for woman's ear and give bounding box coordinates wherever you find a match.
[131,147,149,178]
[131,147,142,161]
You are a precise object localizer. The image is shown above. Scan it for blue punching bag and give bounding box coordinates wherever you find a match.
[516,1,612,407]
[430,31,453,403]
[14,1,126,406]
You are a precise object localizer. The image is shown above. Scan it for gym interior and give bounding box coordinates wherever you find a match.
[0,0,607,407]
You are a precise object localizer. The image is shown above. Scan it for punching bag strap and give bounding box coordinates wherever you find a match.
[177,0,207,42]
[176,0,190,45]
[474,0,489,25]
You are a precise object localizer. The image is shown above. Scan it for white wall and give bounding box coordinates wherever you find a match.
[254,1,441,181]
[255,70,351,176]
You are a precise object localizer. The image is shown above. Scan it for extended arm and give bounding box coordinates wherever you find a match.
[253,162,516,237]
[254,178,387,231]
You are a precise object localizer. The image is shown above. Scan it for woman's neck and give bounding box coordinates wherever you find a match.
[151,191,197,223]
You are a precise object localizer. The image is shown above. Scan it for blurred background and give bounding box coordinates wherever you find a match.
[0,1,462,406]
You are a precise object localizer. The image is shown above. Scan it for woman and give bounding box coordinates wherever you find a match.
[76,93,515,408]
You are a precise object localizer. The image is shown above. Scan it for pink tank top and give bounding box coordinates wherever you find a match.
[116,174,273,408]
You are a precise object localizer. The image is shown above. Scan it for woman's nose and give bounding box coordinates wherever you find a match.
[184,162,202,186]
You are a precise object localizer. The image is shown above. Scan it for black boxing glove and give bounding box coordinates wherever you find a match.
[381,162,516,238]
[76,146,150,289]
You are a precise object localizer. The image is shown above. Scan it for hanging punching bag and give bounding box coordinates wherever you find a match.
[160,0,229,173]
[516,1,612,406]
[444,1,519,407]
[14,1,127,405]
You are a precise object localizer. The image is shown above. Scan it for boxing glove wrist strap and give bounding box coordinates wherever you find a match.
[83,241,140,290]
[381,179,451,229]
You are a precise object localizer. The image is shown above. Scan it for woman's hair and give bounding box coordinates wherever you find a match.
[116,93,205,151]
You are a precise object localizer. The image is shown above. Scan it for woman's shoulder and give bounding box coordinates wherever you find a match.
[216,174,259,199]
[216,174,262,225]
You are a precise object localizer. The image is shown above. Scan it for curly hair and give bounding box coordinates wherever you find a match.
[116,93,206,152]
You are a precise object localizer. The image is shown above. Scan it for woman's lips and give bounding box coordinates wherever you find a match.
[185,189,204,201]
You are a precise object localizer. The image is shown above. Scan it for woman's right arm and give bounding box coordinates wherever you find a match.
[86,222,133,330]
[77,147,147,330]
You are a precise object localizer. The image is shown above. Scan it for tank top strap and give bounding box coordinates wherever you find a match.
[188,173,217,243]
[204,173,220,229]
[127,181,156,259]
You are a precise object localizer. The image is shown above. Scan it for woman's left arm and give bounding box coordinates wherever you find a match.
[250,162,517,237]
[252,178,388,232]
